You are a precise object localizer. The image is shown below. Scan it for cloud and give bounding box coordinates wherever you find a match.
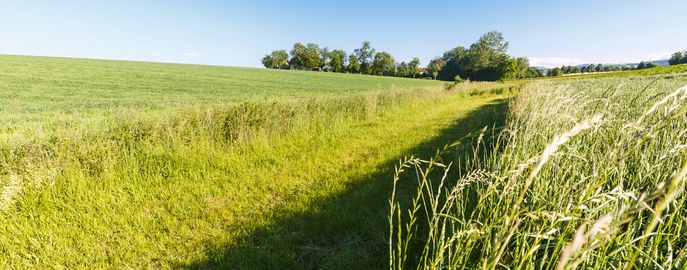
[529,52,674,68]
[183,52,202,57]
[528,57,586,68]
[646,52,672,61]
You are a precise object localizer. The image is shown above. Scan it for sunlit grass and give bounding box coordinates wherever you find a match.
[390,74,687,269]
[0,55,516,268]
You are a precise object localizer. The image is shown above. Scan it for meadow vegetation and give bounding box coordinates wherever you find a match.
[0,55,516,268]
[390,74,687,269]
[4,52,686,269]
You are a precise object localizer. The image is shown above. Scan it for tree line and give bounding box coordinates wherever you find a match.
[261,41,419,77]
[262,31,542,81]
[669,50,687,65]
[546,61,659,76]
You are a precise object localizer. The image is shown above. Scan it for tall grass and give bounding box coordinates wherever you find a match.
[390,74,687,269]
[0,87,435,204]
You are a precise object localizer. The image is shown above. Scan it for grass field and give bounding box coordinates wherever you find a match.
[391,73,687,269]
[0,54,442,134]
[6,54,686,269]
[0,55,514,268]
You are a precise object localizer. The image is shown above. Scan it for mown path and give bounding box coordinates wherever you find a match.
[185,93,509,269]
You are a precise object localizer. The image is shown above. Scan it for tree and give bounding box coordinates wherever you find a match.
[261,55,274,69]
[442,46,467,62]
[587,64,595,73]
[669,51,684,65]
[637,61,646,69]
[408,58,421,78]
[515,57,530,78]
[397,61,409,77]
[471,31,509,56]
[560,65,569,74]
[547,67,562,77]
[526,67,544,78]
[371,51,396,76]
[462,31,515,81]
[427,58,445,80]
[319,47,331,71]
[347,54,360,73]
[354,41,376,74]
[329,49,347,73]
[304,43,323,70]
[289,43,307,70]
[261,49,289,69]
[595,63,603,72]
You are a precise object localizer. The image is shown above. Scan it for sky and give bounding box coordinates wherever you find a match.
[1,0,686,68]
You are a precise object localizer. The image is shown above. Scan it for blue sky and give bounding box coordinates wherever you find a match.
[1,0,686,68]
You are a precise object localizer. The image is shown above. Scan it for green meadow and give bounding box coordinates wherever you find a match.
[0,55,511,268]
[4,54,687,269]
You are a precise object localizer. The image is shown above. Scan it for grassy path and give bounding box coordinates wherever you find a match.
[0,92,508,269]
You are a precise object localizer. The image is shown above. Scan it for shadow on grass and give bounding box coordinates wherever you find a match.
[185,99,510,270]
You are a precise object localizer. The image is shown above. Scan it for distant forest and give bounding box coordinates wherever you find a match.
[545,62,658,77]
[669,50,687,65]
[261,31,543,82]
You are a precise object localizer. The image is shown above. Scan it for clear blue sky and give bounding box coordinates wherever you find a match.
[1,0,686,68]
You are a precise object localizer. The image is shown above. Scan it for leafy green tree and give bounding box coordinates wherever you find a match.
[442,46,467,62]
[547,67,562,76]
[471,31,509,55]
[304,43,323,70]
[669,51,685,65]
[397,61,409,77]
[637,61,646,69]
[595,63,603,72]
[459,31,515,81]
[329,49,347,73]
[319,47,331,71]
[289,43,307,70]
[347,54,360,73]
[525,67,544,78]
[408,58,421,78]
[587,64,595,73]
[261,50,289,69]
[261,55,274,69]
[498,57,518,80]
[371,51,396,76]
[427,58,445,80]
[354,41,376,74]
[515,57,530,78]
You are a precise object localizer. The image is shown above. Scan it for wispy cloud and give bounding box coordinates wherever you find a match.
[528,57,586,68]
[183,52,202,57]
[646,52,672,61]
[529,52,674,68]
